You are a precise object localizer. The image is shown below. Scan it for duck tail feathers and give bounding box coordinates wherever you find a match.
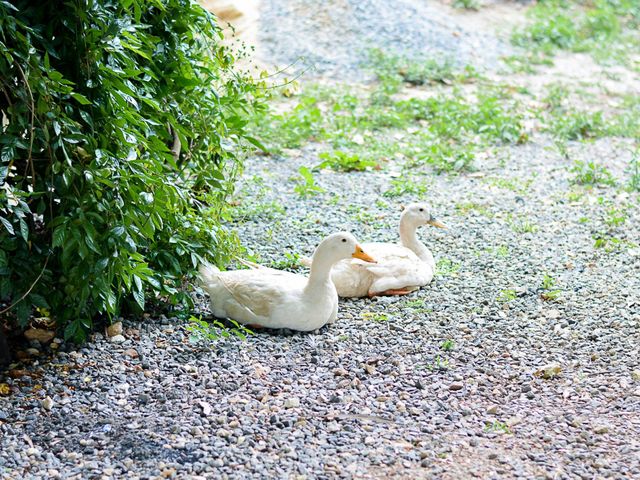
[198,262,220,285]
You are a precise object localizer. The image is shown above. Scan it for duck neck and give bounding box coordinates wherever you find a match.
[305,251,335,294]
[399,219,434,267]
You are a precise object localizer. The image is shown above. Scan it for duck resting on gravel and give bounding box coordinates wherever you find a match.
[304,203,445,298]
[198,232,376,331]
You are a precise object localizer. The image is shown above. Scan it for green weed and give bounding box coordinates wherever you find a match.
[455,202,492,217]
[628,150,640,191]
[441,339,455,351]
[294,166,325,197]
[540,273,562,301]
[404,299,432,313]
[436,258,461,277]
[548,110,606,140]
[316,150,378,172]
[511,0,640,63]
[426,355,450,371]
[269,252,302,271]
[509,218,539,234]
[362,311,390,322]
[497,288,517,304]
[570,160,615,186]
[383,176,429,198]
[604,207,627,227]
[485,420,512,434]
[186,315,252,342]
[453,0,479,10]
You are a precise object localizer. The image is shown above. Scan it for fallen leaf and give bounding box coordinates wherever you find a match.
[0,383,10,396]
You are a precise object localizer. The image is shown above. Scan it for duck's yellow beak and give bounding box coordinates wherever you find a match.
[353,245,376,263]
[428,217,446,229]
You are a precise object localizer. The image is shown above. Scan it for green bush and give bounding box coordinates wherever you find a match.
[0,0,264,340]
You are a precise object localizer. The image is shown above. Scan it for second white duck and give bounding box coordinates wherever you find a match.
[329,203,445,297]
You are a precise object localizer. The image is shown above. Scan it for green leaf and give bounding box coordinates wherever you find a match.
[0,217,14,235]
[19,217,29,241]
[71,92,92,105]
[52,226,66,248]
[132,288,145,310]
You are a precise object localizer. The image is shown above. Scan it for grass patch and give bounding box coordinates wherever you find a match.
[316,150,378,172]
[455,202,493,217]
[383,175,429,198]
[367,48,479,93]
[227,176,286,222]
[362,311,390,322]
[547,110,607,140]
[570,160,616,186]
[512,0,640,64]
[485,420,512,434]
[484,175,535,194]
[497,288,517,304]
[436,258,461,277]
[508,216,540,234]
[250,56,527,174]
[403,298,432,313]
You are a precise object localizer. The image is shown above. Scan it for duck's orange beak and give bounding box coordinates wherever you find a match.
[428,217,446,229]
[353,245,376,263]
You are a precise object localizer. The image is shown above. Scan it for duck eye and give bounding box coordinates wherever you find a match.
[341,238,347,243]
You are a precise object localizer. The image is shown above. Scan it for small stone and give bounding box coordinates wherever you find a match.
[110,334,126,344]
[487,405,499,414]
[26,348,40,356]
[593,425,609,434]
[41,396,54,411]
[631,370,640,381]
[333,367,348,377]
[106,321,123,338]
[24,328,55,344]
[161,468,176,478]
[449,382,464,391]
[124,348,139,358]
[284,397,300,408]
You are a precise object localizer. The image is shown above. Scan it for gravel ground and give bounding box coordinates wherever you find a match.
[2,1,640,479]
[257,0,514,79]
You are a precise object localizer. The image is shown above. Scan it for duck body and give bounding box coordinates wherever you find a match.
[330,203,444,298]
[199,265,338,331]
[199,232,375,331]
[331,242,433,298]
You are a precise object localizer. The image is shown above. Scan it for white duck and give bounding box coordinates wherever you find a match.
[198,232,375,331]
[328,203,445,297]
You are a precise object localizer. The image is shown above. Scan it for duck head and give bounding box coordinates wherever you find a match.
[401,203,446,229]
